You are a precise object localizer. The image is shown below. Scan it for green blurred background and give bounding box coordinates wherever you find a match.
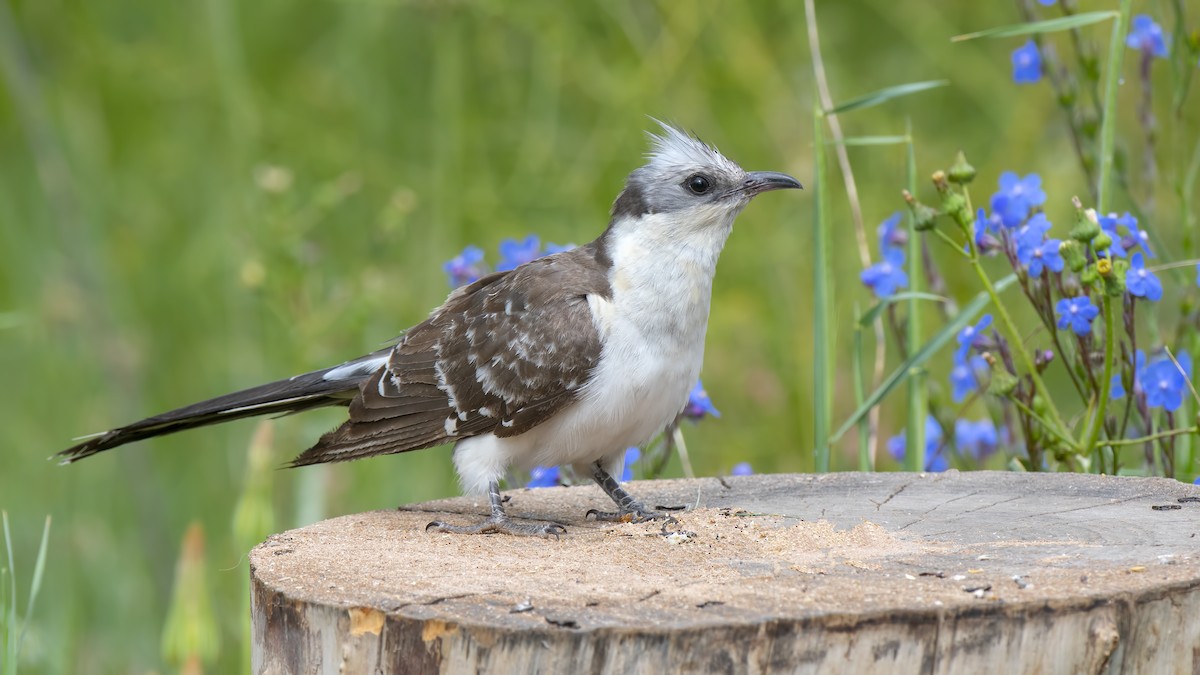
[0,0,1195,671]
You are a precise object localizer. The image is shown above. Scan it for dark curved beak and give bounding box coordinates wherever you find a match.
[741,171,804,196]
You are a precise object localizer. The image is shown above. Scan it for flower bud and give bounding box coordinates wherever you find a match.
[931,170,950,195]
[984,353,1018,397]
[1093,233,1113,251]
[1060,240,1086,272]
[1101,259,1126,297]
[942,193,970,231]
[1070,203,1101,243]
[948,151,977,185]
[903,190,939,232]
[1035,349,1055,373]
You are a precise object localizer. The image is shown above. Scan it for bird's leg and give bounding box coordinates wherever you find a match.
[585,461,685,523]
[426,481,567,538]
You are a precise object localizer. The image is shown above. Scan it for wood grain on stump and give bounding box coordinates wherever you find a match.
[250,471,1200,674]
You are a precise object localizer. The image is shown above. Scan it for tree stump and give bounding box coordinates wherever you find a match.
[250,471,1200,674]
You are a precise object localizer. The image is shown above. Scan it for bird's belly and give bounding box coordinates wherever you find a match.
[520,332,702,470]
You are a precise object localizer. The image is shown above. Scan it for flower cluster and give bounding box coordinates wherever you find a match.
[895,157,1198,476]
[443,235,575,288]
[860,213,909,298]
[1010,13,1178,87]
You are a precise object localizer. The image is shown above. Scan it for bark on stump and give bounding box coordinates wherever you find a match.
[250,471,1200,674]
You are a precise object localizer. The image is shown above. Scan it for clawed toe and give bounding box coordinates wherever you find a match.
[586,505,680,524]
[426,516,566,539]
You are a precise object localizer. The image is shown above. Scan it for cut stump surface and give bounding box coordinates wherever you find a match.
[250,471,1200,674]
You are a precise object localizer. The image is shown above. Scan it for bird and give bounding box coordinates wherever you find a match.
[58,122,802,537]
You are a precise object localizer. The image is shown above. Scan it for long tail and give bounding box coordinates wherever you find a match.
[57,351,390,463]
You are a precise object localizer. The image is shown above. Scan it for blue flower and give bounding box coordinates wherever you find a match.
[496,235,543,272]
[877,212,906,250]
[955,419,998,459]
[1126,252,1163,302]
[1056,296,1099,336]
[620,447,641,482]
[861,247,908,298]
[682,379,721,420]
[1131,227,1155,258]
[1196,263,1200,288]
[526,465,560,488]
[1037,0,1055,4]
[1012,40,1042,84]
[731,462,754,476]
[1015,214,1064,276]
[1139,357,1189,412]
[1097,213,1129,258]
[443,245,486,287]
[955,314,992,360]
[950,354,989,403]
[543,242,576,255]
[973,208,1002,254]
[887,415,948,472]
[1109,372,1126,400]
[1126,15,1168,58]
[990,172,1046,228]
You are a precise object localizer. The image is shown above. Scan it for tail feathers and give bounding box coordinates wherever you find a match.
[57,353,389,463]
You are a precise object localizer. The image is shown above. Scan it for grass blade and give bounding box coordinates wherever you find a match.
[904,125,926,472]
[3,512,14,675]
[859,292,948,329]
[853,305,871,470]
[812,102,833,472]
[16,516,50,661]
[829,273,1019,446]
[826,80,949,115]
[834,135,910,146]
[1096,0,1132,213]
[952,12,1117,42]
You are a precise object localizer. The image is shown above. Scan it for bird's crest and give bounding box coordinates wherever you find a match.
[644,120,741,175]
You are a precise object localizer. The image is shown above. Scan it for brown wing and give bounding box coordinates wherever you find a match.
[289,243,612,466]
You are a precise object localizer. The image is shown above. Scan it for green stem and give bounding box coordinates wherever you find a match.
[1009,397,1079,450]
[853,314,871,471]
[930,227,971,257]
[1082,294,1116,456]
[966,265,1077,454]
[1104,426,1200,447]
[962,187,1076,451]
[1096,0,1133,212]
[904,124,926,473]
[812,103,833,472]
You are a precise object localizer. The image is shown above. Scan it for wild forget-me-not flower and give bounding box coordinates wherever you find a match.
[444,245,486,287]
[951,354,989,403]
[496,235,544,272]
[887,416,948,472]
[1126,15,1168,58]
[682,380,721,420]
[1139,352,1192,412]
[990,172,1046,228]
[861,247,908,298]
[1056,296,1099,336]
[1126,253,1163,302]
[1015,214,1064,276]
[1012,40,1042,84]
[955,419,999,460]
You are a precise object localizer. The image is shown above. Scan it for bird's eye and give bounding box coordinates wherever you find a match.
[685,174,712,195]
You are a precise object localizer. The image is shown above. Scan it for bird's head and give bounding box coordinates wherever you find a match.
[610,121,802,233]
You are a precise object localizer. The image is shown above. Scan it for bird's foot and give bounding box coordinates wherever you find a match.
[585,502,685,524]
[426,515,567,539]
